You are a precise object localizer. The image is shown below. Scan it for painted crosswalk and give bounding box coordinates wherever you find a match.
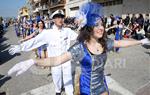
[21,76,135,95]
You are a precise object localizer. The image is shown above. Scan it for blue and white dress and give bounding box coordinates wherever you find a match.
[115,25,123,52]
[68,38,114,95]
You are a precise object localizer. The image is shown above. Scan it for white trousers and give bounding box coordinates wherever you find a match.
[51,61,73,95]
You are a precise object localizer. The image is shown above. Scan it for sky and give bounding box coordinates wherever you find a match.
[0,0,26,18]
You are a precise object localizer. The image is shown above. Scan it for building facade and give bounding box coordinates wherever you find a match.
[92,0,150,17]
[28,0,49,17]
[48,0,66,14]
[28,0,66,17]
[28,0,150,18]
[65,0,90,17]
[66,0,150,17]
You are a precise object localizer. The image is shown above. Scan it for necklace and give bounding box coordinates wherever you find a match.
[97,49,100,51]
[86,41,103,54]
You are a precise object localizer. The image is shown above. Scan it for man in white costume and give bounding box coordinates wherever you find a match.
[9,10,77,95]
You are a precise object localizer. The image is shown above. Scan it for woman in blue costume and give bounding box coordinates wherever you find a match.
[114,17,123,52]
[20,20,47,58]
[21,16,28,38]
[14,19,20,37]
[33,3,149,95]
[19,20,38,42]
[106,17,132,52]
[35,20,47,58]
[7,2,150,95]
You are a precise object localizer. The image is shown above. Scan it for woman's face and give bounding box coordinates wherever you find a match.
[33,23,37,28]
[93,21,105,39]
[38,21,44,29]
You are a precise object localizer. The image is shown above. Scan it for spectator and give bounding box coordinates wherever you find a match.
[144,14,149,33]
[135,25,145,40]
[131,14,137,25]
[124,23,133,38]
[44,14,50,29]
[136,14,144,28]
[106,16,111,28]
[124,14,130,26]
[110,14,115,26]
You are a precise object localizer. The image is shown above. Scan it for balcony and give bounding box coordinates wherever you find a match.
[40,0,48,4]
[33,8,40,13]
[29,0,41,8]
[38,6,42,10]
[49,0,66,9]
[34,0,41,3]
[36,4,48,10]
[42,4,48,10]
[38,4,48,10]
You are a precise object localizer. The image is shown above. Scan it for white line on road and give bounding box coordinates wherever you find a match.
[106,76,134,95]
[21,76,134,95]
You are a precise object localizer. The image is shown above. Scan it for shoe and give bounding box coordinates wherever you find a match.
[0,92,6,95]
[56,93,61,95]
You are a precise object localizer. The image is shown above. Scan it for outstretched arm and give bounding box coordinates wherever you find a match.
[34,52,72,67]
[105,25,117,32]
[20,32,36,42]
[20,30,48,51]
[7,52,72,76]
[35,38,149,66]
[114,38,150,48]
[35,42,83,67]
[9,30,49,55]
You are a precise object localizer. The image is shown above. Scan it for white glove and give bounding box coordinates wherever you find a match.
[140,38,150,45]
[7,59,35,76]
[105,28,109,32]
[9,45,22,55]
[18,40,22,44]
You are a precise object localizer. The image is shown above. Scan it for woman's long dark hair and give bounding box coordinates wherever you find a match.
[38,20,46,29]
[77,25,108,52]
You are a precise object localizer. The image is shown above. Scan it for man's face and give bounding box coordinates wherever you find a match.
[53,17,64,27]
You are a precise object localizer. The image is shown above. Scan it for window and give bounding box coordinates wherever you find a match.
[70,6,79,10]
[100,0,123,7]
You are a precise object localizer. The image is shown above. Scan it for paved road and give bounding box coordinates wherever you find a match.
[0,26,53,95]
[0,26,150,95]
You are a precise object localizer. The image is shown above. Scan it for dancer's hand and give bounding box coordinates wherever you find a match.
[7,59,35,76]
[9,45,21,55]
[140,38,150,45]
[18,39,24,43]
[105,28,109,32]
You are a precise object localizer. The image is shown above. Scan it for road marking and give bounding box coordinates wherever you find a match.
[21,83,55,95]
[106,76,134,95]
[21,76,134,95]
[135,81,150,95]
